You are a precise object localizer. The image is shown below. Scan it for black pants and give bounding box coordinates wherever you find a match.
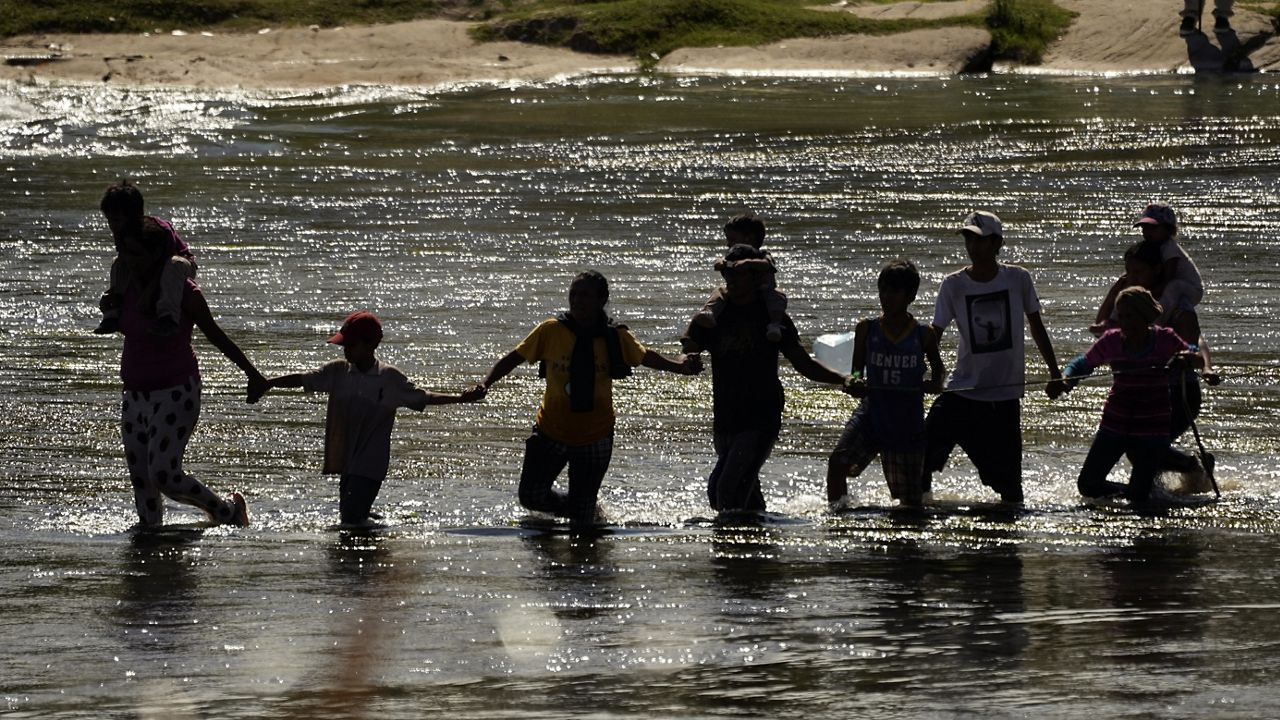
[924,394,1023,502]
[339,474,384,525]
[1077,430,1167,502]
[1164,376,1202,472]
[707,429,775,513]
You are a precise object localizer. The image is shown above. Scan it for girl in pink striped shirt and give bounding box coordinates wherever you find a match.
[1061,287,1202,503]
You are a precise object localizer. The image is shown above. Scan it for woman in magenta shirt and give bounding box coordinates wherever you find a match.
[112,218,264,527]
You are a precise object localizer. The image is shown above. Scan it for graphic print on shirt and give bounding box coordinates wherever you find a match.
[965,289,1013,354]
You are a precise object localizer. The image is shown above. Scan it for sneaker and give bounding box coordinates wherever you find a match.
[692,311,717,329]
[765,322,782,342]
[150,316,179,337]
[1213,16,1231,33]
[93,317,120,334]
[1179,15,1197,36]
[229,492,250,527]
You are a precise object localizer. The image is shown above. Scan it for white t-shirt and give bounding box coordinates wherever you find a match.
[1162,238,1203,293]
[302,359,429,479]
[932,264,1042,402]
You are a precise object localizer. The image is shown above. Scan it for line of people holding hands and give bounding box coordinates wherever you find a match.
[96,180,1217,530]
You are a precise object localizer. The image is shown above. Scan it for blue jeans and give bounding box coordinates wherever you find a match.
[339,474,384,525]
[1077,430,1169,502]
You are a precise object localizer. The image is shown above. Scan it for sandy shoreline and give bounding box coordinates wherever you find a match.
[1,1,1277,90]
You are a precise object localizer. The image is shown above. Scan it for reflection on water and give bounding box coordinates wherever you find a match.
[3,74,1280,716]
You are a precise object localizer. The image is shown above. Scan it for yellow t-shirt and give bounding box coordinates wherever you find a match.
[514,319,647,445]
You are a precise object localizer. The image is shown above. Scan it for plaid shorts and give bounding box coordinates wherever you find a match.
[519,427,614,525]
[831,413,926,501]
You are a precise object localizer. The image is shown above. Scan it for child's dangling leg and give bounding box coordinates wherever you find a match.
[763,286,788,343]
[151,256,196,336]
[94,256,125,334]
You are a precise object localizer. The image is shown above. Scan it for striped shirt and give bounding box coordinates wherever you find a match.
[1080,326,1188,437]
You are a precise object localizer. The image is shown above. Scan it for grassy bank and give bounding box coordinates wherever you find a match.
[474,0,1081,66]
[0,0,1079,69]
[473,0,984,62]
[986,0,1074,62]
[0,0,525,38]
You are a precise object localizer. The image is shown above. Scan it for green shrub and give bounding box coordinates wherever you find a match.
[986,0,1075,63]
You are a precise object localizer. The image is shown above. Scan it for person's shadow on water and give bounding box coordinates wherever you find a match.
[115,528,204,653]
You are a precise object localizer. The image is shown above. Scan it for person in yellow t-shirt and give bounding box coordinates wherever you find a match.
[474,270,703,527]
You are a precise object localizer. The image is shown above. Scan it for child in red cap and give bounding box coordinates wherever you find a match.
[251,311,483,525]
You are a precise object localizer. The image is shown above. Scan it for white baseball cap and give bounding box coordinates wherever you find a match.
[958,211,1003,238]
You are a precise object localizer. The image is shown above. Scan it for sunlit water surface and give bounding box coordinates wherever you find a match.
[2,74,1280,718]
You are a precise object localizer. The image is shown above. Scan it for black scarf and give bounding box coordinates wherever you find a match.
[555,312,632,412]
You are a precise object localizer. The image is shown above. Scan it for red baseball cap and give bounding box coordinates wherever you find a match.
[327,311,383,346]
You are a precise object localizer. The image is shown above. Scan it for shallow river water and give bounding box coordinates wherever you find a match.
[2,73,1280,718]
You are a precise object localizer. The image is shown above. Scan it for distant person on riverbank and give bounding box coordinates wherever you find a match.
[95,181,196,337]
[689,214,788,344]
[826,259,944,509]
[473,271,702,528]
[1061,287,1201,503]
[1089,239,1220,493]
[683,244,850,513]
[923,211,1066,504]
[250,311,483,526]
[112,217,262,528]
[1181,0,1235,35]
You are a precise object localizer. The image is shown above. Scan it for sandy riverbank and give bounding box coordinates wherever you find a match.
[1,0,1277,90]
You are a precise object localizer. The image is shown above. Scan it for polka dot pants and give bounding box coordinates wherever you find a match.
[120,378,237,527]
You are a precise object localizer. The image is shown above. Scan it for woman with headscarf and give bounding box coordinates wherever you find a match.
[1060,287,1203,504]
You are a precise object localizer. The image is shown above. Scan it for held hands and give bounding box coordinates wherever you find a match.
[1166,351,1205,373]
[1044,376,1067,400]
[842,375,867,398]
[247,372,270,404]
[1201,370,1222,386]
[99,292,121,314]
[921,378,943,395]
[680,353,705,376]
[460,383,487,403]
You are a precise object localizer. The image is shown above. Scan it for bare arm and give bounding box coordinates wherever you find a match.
[640,349,703,376]
[922,325,946,394]
[782,342,848,386]
[1090,277,1127,336]
[843,320,870,398]
[249,373,304,403]
[1170,310,1220,385]
[184,291,265,400]
[1026,311,1065,399]
[473,349,527,397]
[424,387,486,405]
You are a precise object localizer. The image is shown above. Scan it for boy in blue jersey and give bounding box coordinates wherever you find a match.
[826,259,945,508]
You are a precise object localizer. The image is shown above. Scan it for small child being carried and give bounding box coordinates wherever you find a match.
[826,259,944,508]
[1130,202,1202,327]
[95,181,196,337]
[690,214,788,342]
